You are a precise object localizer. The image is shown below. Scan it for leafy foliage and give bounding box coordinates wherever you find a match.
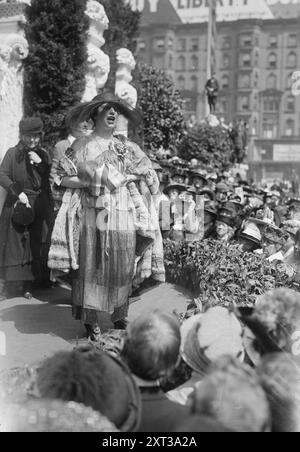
[134,64,186,154]
[23,0,89,146]
[178,123,234,172]
[99,0,141,91]
[164,239,296,309]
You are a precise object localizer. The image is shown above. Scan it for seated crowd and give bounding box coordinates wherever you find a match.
[1,287,300,432]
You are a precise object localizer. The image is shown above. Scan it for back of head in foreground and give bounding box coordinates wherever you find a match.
[190,356,270,432]
[36,345,141,432]
[121,311,181,382]
[252,288,300,353]
[257,353,300,432]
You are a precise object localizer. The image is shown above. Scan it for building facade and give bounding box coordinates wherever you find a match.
[131,0,300,182]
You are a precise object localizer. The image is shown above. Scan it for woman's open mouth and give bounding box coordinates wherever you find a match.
[106,114,117,126]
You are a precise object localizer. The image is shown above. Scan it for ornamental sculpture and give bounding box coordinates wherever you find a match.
[115,48,137,137]
[0,34,29,162]
[82,0,110,102]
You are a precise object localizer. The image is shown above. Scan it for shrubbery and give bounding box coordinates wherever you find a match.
[23,0,89,146]
[164,239,295,309]
[134,63,186,154]
[178,122,234,172]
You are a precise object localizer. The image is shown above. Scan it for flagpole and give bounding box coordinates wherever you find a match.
[206,0,217,116]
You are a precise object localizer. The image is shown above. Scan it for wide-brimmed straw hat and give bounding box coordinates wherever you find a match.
[66,91,142,129]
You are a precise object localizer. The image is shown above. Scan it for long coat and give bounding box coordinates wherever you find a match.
[0,143,52,282]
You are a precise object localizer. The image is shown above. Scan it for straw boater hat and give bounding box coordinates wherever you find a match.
[66,91,142,129]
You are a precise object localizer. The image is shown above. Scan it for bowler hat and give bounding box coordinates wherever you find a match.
[19,118,43,135]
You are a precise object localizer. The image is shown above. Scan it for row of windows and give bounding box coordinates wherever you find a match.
[145,33,298,53]
[168,52,298,71]
[176,72,298,92]
[236,73,297,90]
[262,119,296,139]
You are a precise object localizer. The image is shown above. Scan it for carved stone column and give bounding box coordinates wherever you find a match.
[82,0,110,102]
[115,48,137,137]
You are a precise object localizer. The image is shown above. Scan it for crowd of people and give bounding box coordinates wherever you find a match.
[0,90,300,432]
[154,151,300,279]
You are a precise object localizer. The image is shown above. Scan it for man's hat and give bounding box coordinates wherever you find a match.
[19,117,43,135]
[66,91,142,129]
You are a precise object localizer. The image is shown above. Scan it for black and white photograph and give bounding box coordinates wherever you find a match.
[0,0,300,434]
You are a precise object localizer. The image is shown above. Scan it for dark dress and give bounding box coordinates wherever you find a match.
[0,143,52,283]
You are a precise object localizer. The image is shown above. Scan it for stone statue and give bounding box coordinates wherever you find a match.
[115,48,137,137]
[82,0,110,102]
[0,34,29,162]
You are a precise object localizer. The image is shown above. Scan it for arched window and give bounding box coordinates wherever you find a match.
[268,53,277,69]
[190,75,198,92]
[190,55,198,71]
[177,76,185,91]
[266,73,277,89]
[177,55,186,71]
[286,95,295,113]
[285,119,295,136]
[287,52,297,68]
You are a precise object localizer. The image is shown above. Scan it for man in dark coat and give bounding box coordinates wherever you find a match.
[0,118,53,300]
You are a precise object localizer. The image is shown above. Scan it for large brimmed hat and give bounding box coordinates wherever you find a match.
[199,188,216,201]
[163,183,187,195]
[189,169,207,182]
[204,201,218,217]
[240,221,262,245]
[66,91,142,129]
[217,203,237,228]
